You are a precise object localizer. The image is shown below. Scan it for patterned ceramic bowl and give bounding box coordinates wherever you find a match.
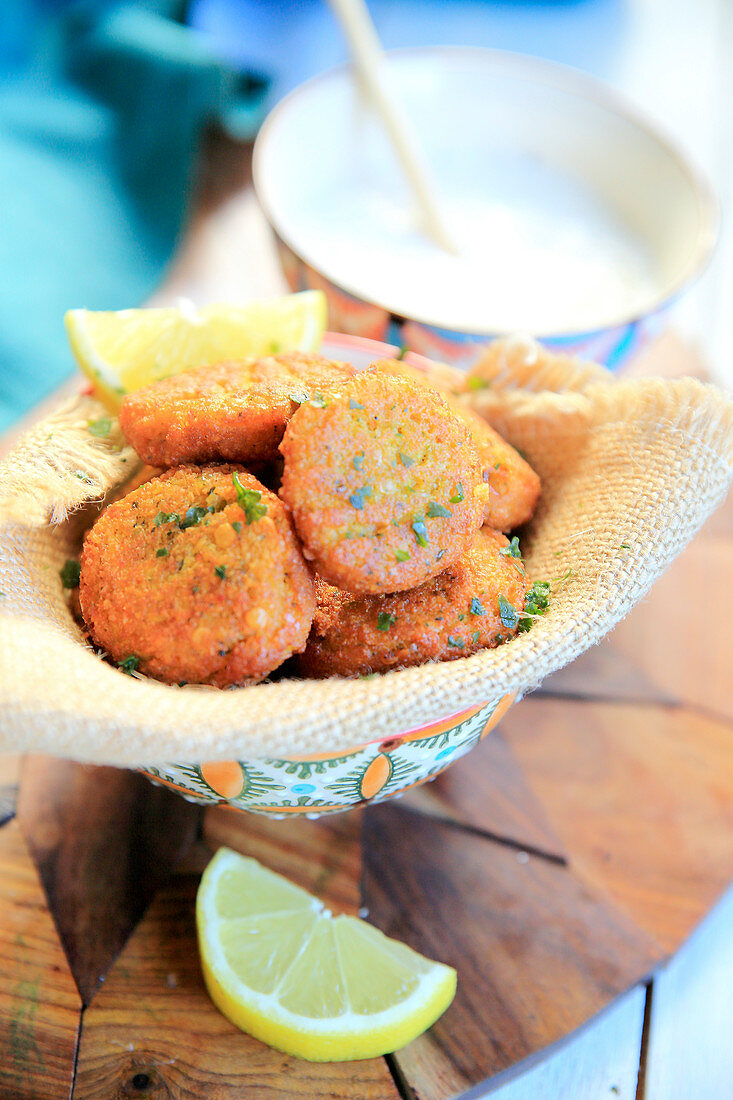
[139,333,515,817]
[254,47,717,370]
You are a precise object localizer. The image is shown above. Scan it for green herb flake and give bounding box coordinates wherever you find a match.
[412,520,429,548]
[309,392,327,408]
[288,390,309,405]
[377,611,397,632]
[449,482,465,504]
[60,558,81,589]
[118,655,139,675]
[620,542,630,549]
[156,548,169,558]
[396,345,408,361]
[467,376,490,391]
[395,549,410,562]
[88,417,112,438]
[447,635,465,649]
[427,501,451,518]
[215,565,227,580]
[233,472,268,525]
[518,580,551,633]
[349,485,373,510]
[498,595,519,630]
[398,452,415,468]
[471,631,480,645]
[353,452,365,471]
[153,511,180,528]
[470,597,486,616]
[180,505,208,529]
[349,398,365,410]
[499,536,522,559]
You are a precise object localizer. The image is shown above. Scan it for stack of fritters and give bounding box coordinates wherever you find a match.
[80,351,541,687]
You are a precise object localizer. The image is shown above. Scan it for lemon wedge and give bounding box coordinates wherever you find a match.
[196,847,457,1061]
[64,291,327,410]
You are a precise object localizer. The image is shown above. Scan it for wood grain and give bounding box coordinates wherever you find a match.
[401,729,567,861]
[16,758,201,1005]
[203,804,363,915]
[73,873,401,1100]
[0,819,81,1100]
[362,803,662,1098]
[486,985,646,1100]
[503,697,733,953]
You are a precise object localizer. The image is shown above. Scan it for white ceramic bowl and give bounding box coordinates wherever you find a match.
[254,47,717,369]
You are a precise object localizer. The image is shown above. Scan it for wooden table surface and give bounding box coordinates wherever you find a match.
[1,136,732,1100]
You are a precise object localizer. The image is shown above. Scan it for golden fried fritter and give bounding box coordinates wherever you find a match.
[118,352,357,468]
[279,372,487,595]
[372,358,540,531]
[298,528,531,677]
[79,465,314,686]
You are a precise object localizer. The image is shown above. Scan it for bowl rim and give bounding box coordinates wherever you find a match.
[253,44,719,339]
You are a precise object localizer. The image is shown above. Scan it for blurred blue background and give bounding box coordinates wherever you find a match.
[0,0,638,431]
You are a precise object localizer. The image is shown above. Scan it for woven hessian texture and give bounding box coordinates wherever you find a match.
[1,354,732,766]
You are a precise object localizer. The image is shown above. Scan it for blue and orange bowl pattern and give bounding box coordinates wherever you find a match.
[275,234,670,372]
[140,692,515,817]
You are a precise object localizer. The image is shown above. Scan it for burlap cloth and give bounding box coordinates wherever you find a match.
[1,343,732,766]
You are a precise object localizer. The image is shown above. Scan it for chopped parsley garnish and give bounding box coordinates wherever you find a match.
[395,549,410,562]
[349,485,372,510]
[467,376,490,391]
[215,565,227,580]
[353,452,365,471]
[349,398,365,410]
[88,417,112,438]
[60,558,81,589]
[233,472,267,524]
[471,631,480,645]
[156,548,169,558]
[180,505,208,529]
[470,597,486,616]
[288,390,309,405]
[153,511,180,527]
[232,521,242,533]
[377,611,397,631]
[620,542,630,549]
[118,655,139,675]
[412,519,429,547]
[396,345,408,361]
[447,635,465,648]
[518,580,551,633]
[500,536,522,558]
[427,501,451,518]
[398,452,414,468]
[498,595,519,630]
[449,482,464,504]
[309,392,327,408]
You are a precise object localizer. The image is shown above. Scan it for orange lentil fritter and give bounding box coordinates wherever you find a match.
[278,372,487,595]
[298,528,532,678]
[372,359,540,531]
[118,352,358,468]
[79,465,315,687]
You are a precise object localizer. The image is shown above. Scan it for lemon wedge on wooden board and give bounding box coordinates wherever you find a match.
[64,291,327,411]
[196,847,457,1062]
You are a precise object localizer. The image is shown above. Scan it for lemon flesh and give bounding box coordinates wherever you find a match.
[64,291,327,410]
[196,847,457,1061]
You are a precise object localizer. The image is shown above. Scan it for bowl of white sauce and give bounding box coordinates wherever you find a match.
[253,47,717,369]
